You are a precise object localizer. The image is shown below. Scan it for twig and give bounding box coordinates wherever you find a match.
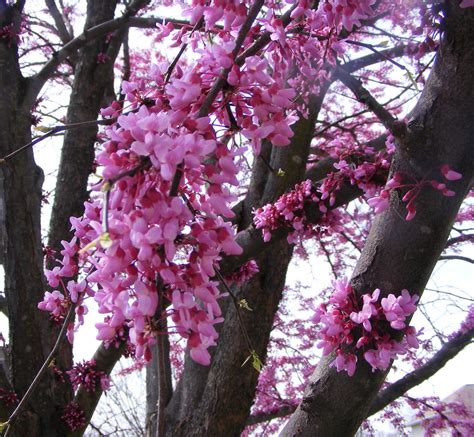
[335,66,407,138]
[214,269,256,359]
[0,118,116,164]
[4,304,76,436]
[438,255,474,264]
[164,16,204,84]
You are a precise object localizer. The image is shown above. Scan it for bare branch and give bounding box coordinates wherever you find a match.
[4,305,75,436]
[342,44,410,74]
[438,255,474,264]
[45,0,73,45]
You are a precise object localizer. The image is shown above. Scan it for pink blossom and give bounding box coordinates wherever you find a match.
[367,190,390,214]
[440,164,462,181]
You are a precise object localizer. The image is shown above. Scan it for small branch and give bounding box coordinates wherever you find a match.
[235,5,295,65]
[367,327,474,417]
[438,255,474,264]
[334,66,406,138]
[128,16,190,29]
[404,395,464,435]
[45,0,73,45]
[0,118,116,164]
[198,0,266,117]
[164,16,204,83]
[4,305,75,436]
[342,44,410,74]
[344,40,407,71]
[445,234,474,248]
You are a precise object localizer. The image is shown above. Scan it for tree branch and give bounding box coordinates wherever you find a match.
[438,255,474,264]
[23,0,150,108]
[334,66,407,137]
[445,233,474,248]
[342,44,410,74]
[70,340,127,437]
[368,327,474,416]
[4,305,75,436]
[127,16,191,29]
[220,181,363,276]
[45,0,73,45]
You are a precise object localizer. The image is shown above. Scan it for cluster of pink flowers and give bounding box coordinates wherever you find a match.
[312,278,419,376]
[38,0,385,368]
[67,360,111,393]
[254,180,325,243]
[61,402,86,431]
[322,0,377,31]
[368,164,462,220]
[224,260,259,285]
[407,396,474,437]
[186,0,249,31]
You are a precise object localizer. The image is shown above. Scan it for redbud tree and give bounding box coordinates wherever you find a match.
[0,0,472,435]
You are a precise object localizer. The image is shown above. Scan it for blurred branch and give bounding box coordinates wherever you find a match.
[246,404,296,426]
[438,255,474,264]
[45,0,73,44]
[4,304,75,436]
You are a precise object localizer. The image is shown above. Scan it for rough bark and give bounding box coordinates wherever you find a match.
[47,0,120,258]
[0,3,69,434]
[282,4,474,435]
[163,85,324,435]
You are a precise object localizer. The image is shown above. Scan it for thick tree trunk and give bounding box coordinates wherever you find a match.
[163,90,324,435]
[282,3,474,435]
[0,4,71,434]
[47,0,120,256]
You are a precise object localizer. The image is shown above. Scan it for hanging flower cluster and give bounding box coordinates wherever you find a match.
[38,0,385,368]
[312,278,419,376]
[323,0,377,31]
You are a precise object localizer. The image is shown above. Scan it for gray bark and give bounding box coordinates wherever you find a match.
[282,3,474,435]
